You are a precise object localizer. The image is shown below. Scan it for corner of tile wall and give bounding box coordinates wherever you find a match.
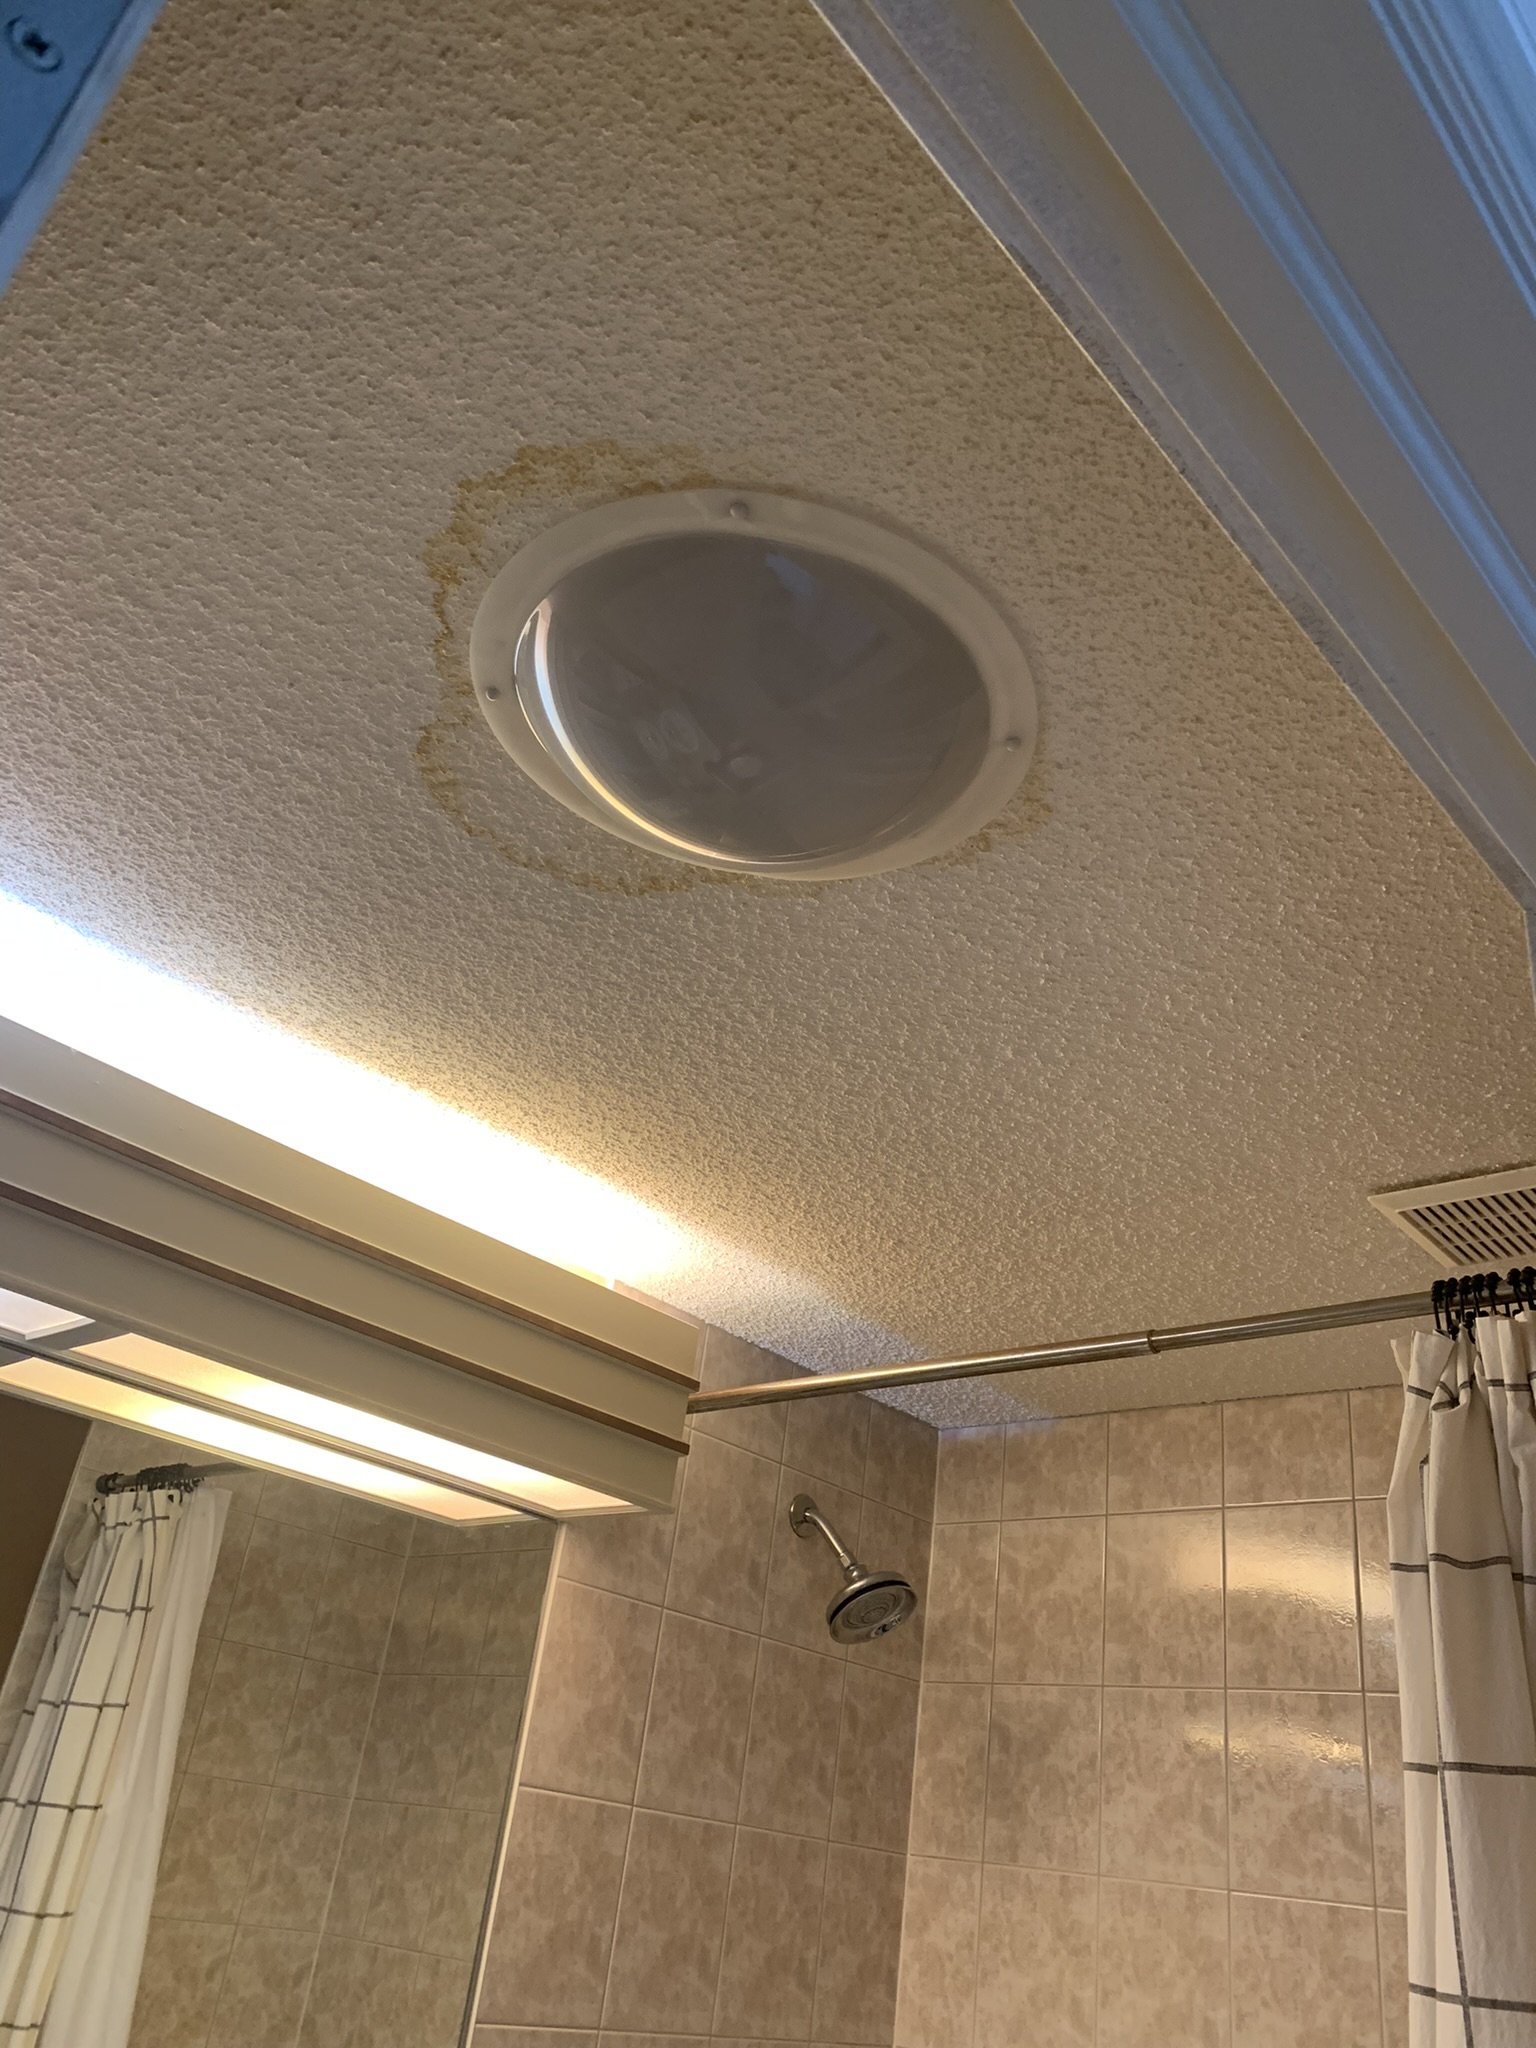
[476,1326,939,2047]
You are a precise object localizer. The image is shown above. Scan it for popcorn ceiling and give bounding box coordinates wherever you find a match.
[1,0,1532,1425]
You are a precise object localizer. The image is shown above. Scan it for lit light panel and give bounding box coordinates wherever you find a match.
[0,1287,92,1341]
[73,1333,624,1515]
[0,1355,517,1523]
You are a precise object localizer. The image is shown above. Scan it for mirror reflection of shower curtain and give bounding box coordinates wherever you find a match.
[1389,1319,1536,2047]
[0,1480,228,2047]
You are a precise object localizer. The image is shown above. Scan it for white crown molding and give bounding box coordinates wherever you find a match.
[1110,0,1536,697]
[1368,0,1536,324]
[814,0,1536,916]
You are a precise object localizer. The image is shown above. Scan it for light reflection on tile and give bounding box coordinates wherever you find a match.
[128,1917,234,2048]
[1225,1502,1360,1690]
[665,1433,779,1632]
[1365,1692,1405,1910]
[1100,1687,1227,1887]
[206,1923,318,2048]
[1103,1511,1223,1686]
[738,1637,844,1837]
[636,1610,757,1823]
[1354,1495,1397,1693]
[830,1665,919,1853]
[1228,1690,1373,1905]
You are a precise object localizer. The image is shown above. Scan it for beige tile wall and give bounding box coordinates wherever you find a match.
[14,1423,554,2048]
[472,1329,939,2048]
[903,1386,1405,2048]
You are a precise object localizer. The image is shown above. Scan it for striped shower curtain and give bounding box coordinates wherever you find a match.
[1390,1318,1536,2046]
[0,1478,227,2047]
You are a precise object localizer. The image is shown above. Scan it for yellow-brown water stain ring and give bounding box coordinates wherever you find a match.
[415,440,1049,895]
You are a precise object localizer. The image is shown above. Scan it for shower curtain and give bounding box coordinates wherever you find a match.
[1389,1318,1536,2046]
[0,1478,228,2048]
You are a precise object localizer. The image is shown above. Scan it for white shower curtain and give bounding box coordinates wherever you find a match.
[0,1478,227,2048]
[1389,1318,1536,2047]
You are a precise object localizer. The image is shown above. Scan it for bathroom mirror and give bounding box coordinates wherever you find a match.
[0,1385,557,2048]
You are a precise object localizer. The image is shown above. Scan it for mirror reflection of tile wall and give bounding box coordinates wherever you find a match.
[2,1421,555,2048]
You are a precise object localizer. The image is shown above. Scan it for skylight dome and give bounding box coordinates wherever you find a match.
[470,491,1036,879]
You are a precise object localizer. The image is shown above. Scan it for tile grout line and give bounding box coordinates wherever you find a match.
[801,1435,859,2047]
[884,1843,1388,1910]
[888,1445,947,2048]
[597,1496,673,2040]
[463,1526,565,2038]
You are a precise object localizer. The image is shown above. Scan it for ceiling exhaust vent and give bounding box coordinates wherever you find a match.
[1370,1168,1536,1268]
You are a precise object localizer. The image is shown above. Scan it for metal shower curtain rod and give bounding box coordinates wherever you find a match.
[685,1273,1536,1414]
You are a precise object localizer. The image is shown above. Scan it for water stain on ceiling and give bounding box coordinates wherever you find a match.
[0,0,1532,1419]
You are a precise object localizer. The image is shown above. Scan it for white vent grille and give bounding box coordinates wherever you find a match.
[1371,1168,1536,1268]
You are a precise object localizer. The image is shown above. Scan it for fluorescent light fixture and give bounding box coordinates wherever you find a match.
[0,891,689,1292]
[0,1328,629,1521]
[0,1354,516,1522]
[0,1287,92,1341]
[71,1333,623,1514]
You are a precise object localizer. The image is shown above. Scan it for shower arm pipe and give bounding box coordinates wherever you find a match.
[686,1288,1446,1413]
[789,1494,859,1575]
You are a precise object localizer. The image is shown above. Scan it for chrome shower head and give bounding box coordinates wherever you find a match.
[788,1492,918,1644]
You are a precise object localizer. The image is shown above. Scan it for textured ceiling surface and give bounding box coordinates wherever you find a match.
[2,0,1534,1425]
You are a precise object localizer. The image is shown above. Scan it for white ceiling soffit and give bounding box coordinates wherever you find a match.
[814,0,1536,949]
[0,1018,696,1514]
